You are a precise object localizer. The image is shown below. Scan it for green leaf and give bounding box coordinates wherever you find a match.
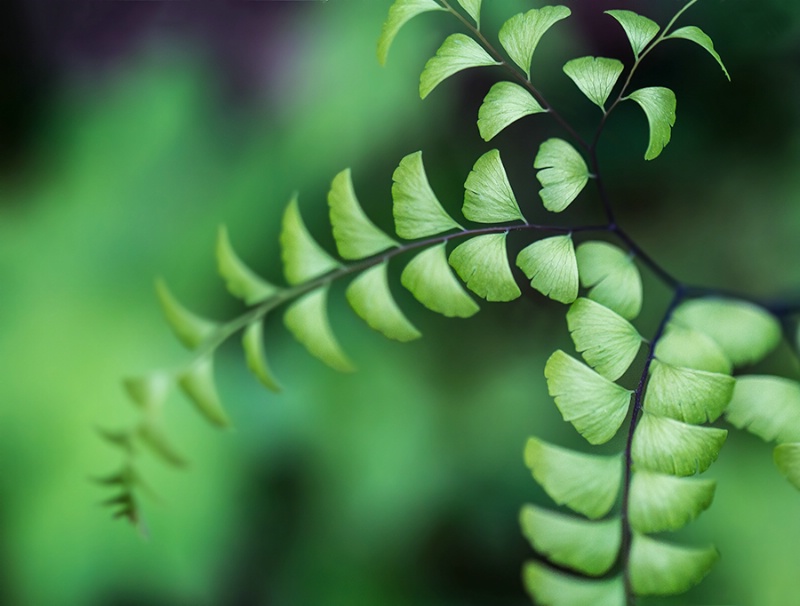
[155,278,218,350]
[629,534,718,596]
[629,470,716,533]
[401,244,480,318]
[624,87,677,160]
[463,149,525,223]
[477,81,546,141]
[524,437,622,519]
[671,298,781,367]
[725,376,800,443]
[576,241,642,320]
[377,0,445,66]
[605,10,660,58]
[419,33,499,99]
[98,428,135,453]
[567,297,642,381]
[216,226,280,305]
[534,138,590,212]
[774,443,800,490]
[520,505,620,576]
[177,356,231,428]
[498,6,572,80]
[654,325,732,375]
[522,561,625,606]
[242,320,281,392]
[392,151,463,239]
[516,235,579,304]
[284,287,355,372]
[563,56,624,111]
[328,169,399,260]
[137,421,188,468]
[280,196,342,286]
[632,411,727,476]
[456,0,481,28]
[545,350,633,445]
[346,262,422,342]
[643,360,735,424]
[123,374,171,412]
[667,26,730,80]
[448,233,521,302]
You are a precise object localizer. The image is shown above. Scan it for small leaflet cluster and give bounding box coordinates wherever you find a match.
[100,1,800,605]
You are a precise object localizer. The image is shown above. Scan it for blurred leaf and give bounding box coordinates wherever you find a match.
[667,26,730,80]
[520,504,620,576]
[392,151,463,239]
[328,169,398,260]
[177,356,231,428]
[563,56,624,111]
[654,325,732,375]
[632,411,727,476]
[545,350,632,444]
[629,534,718,596]
[516,235,579,304]
[346,262,421,342]
[522,561,624,606]
[624,87,677,160]
[726,376,800,443]
[449,233,521,302]
[605,10,660,58]
[629,470,716,534]
[524,437,622,519]
[576,241,642,320]
[774,443,800,490]
[567,297,642,381]
[155,279,219,350]
[377,0,445,66]
[97,428,136,454]
[284,287,355,372]
[401,243,479,317]
[477,81,546,141]
[643,360,735,424]
[419,33,499,99]
[534,138,589,212]
[280,196,342,286]
[498,6,572,79]
[136,421,188,468]
[242,320,282,392]
[217,226,280,305]
[122,374,171,412]
[463,149,524,223]
[671,298,781,367]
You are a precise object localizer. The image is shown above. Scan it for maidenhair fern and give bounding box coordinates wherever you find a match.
[98,1,800,604]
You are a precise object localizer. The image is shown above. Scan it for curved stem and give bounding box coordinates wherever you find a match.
[604,0,699,123]
[438,0,590,151]
[193,220,610,366]
[613,227,682,290]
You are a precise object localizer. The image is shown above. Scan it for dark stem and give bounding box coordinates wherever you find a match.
[618,286,687,604]
[198,220,611,361]
[613,227,682,290]
[438,0,590,151]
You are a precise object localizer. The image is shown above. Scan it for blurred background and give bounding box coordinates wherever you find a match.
[2,0,800,604]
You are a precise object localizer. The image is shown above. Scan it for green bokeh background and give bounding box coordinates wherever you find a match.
[2,1,800,604]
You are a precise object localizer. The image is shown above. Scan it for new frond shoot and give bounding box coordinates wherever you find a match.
[99,1,800,605]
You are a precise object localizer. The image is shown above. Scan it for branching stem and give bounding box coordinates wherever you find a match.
[438,0,590,151]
